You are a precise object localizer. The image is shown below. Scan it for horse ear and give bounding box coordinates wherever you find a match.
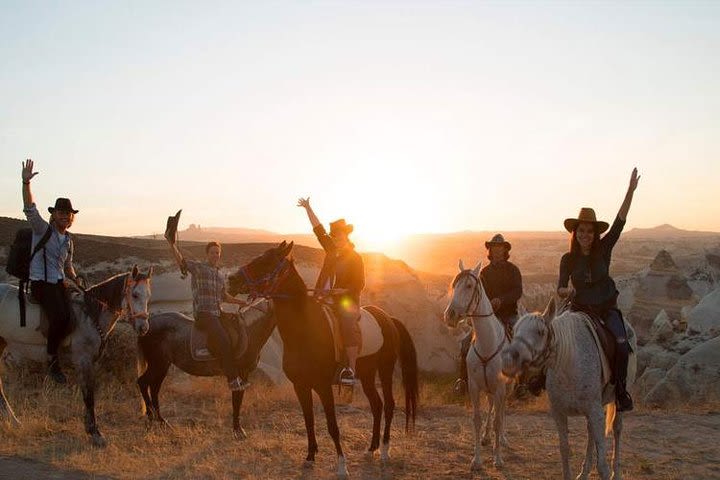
[542,296,556,323]
[286,241,295,256]
[473,261,482,276]
[458,259,465,271]
[279,240,287,249]
[132,264,139,279]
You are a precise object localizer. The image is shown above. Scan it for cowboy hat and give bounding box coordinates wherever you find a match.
[48,198,78,214]
[564,207,609,234]
[329,218,353,236]
[485,233,511,251]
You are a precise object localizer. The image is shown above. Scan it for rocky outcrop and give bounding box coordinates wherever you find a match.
[686,287,720,338]
[644,336,720,407]
[630,250,696,343]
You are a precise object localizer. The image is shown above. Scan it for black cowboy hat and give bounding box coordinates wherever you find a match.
[48,198,78,214]
[164,209,182,245]
[485,233,511,251]
[329,218,353,236]
[564,207,609,234]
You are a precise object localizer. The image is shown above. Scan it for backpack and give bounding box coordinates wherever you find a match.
[6,226,53,281]
[5,226,53,327]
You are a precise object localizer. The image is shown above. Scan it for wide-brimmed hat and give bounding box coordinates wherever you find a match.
[329,219,353,236]
[564,207,609,234]
[48,198,78,214]
[485,233,511,251]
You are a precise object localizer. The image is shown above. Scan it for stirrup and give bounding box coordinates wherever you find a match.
[339,368,356,386]
[616,390,634,412]
[228,377,250,392]
[453,378,467,396]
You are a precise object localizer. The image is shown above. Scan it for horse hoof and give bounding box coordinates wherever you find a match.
[233,427,247,440]
[303,460,315,469]
[91,434,107,448]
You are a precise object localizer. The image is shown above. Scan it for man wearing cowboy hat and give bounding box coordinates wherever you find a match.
[298,198,365,386]
[21,159,79,384]
[454,233,523,395]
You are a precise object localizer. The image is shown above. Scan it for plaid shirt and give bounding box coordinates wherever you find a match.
[184,260,226,317]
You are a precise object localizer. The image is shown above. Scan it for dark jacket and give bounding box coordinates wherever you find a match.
[558,216,625,308]
[480,260,523,323]
[313,225,365,302]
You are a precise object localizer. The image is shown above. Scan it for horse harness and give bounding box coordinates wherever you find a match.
[455,270,506,393]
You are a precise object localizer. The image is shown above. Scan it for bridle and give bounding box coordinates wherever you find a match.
[452,269,505,392]
[514,315,555,370]
[236,257,293,300]
[452,270,495,320]
[121,275,151,322]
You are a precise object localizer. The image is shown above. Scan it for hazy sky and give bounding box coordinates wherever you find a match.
[1,1,719,250]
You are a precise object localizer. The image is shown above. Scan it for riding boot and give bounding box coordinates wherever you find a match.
[453,333,471,396]
[614,344,633,412]
[47,355,68,385]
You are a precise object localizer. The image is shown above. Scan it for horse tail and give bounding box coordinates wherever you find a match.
[392,317,418,433]
[604,402,616,436]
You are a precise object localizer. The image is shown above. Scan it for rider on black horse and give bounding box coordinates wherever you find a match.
[297,197,365,386]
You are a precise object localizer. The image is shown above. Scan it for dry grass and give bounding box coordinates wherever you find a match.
[1,366,719,480]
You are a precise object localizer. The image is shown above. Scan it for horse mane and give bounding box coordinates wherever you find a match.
[83,272,131,319]
[549,310,587,373]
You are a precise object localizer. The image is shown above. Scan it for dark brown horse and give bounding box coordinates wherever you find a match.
[227,242,418,478]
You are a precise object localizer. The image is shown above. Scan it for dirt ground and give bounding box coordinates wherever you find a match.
[0,373,718,480]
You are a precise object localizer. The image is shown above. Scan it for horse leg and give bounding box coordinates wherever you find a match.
[492,386,506,468]
[551,410,572,480]
[317,383,348,478]
[610,412,623,480]
[293,383,318,465]
[469,382,484,471]
[75,356,105,447]
[577,418,595,480]
[358,363,382,456]
[588,406,611,480]
[148,359,171,429]
[481,392,493,446]
[378,362,395,463]
[232,390,247,440]
[137,362,154,423]
[0,338,20,426]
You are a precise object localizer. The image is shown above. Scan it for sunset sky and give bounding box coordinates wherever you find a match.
[1,1,719,251]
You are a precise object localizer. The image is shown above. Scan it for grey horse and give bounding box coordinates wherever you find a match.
[501,298,637,480]
[0,266,153,446]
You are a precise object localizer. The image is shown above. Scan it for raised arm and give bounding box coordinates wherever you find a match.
[297,197,321,229]
[617,167,640,221]
[21,159,39,208]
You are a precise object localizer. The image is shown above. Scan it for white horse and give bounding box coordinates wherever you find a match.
[444,260,511,470]
[0,266,152,446]
[502,298,637,480]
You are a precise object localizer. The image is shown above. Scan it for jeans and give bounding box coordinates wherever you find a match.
[196,312,238,381]
[31,280,73,356]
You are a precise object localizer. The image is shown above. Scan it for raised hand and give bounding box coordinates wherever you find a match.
[22,159,39,183]
[628,167,640,192]
[297,197,311,209]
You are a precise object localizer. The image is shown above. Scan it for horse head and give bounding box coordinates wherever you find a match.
[227,241,296,298]
[443,259,484,327]
[501,296,555,378]
[123,265,153,336]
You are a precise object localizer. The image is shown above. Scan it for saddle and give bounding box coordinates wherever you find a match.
[316,299,384,365]
[190,312,249,362]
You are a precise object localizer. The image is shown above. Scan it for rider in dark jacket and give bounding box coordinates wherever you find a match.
[298,197,365,385]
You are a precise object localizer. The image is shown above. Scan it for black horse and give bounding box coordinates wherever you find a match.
[136,298,275,438]
[227,241,418,477]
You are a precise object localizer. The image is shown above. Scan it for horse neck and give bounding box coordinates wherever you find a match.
[547,312,584,372]
[244,301,277,351]
[469,286,503,351]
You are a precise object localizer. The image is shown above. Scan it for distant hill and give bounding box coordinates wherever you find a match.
[136,224,318,249]
[626,224,720,239]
